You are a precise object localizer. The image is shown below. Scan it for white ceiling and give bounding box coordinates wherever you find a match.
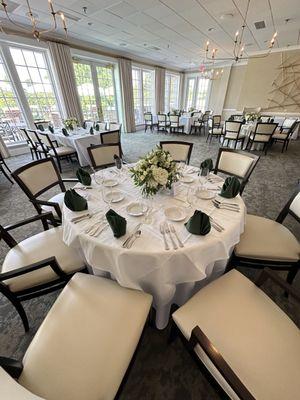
[1,0,300,69]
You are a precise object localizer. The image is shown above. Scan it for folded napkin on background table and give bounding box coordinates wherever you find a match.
[82,121,87,129]
[220,177,241,198]
[95,124,100,131]
[76,167,91,186]
[64,189,88,211]
[200,158,213,176]
[185,210,211,235]
[90,127,94,135]
[106,209,127,238]
[62,128,69,137]
[48,125,54,134]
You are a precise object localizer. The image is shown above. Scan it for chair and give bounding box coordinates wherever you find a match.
[189,112,204,135]
[231,184,300,284]
[144,112,156,132]
[88,143,122,169]
[157,114,170,132]
[223,121,246,148]
[27,130,47,159]
[172,268,300,400]
[0,150,13,184]
[108,122,122,131]
[214,148,260,194]
[0,272,152,399]
[37,132,78,173]
[191,111,202,118]
[160,141,193,164]
[246,122,278,155]
[169,115,184,134]
[100,129,120,145]
[20,128,38,160]
[281,118,297,133]
[12,157,78,223]
[206,115,223,143]
[259,115,273,123]
[0,212,86,331]
[271,121,299,152]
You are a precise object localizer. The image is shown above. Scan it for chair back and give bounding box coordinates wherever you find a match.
[27,130,40,145]
[12,158,65,200]
[230,115,244,122]
[252,123,278,142]
[100,130,120,145]
[287,120,299,138]
[202,113,210,123]
[224,121,243,139]
[96,122,107,131]
[87,143,122,169]
[212,115,221,126]
[160,141,193,164]
[277,184,300,224]
[158,114,167,123]
[192,112,202,118]
[144,113,152,122]
[259,115,272,123]
[34,121,49,131]
[169,115,179,126]
[36,132,53,149]
[282,118,296,130]
[20,128,35,148]
[215,148,260,193]
[108,123,121,131]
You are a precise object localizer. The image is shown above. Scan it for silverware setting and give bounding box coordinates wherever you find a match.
[214,199,239,208]
[164,222,178,250]
[169,223,184,248]
[212,199,240,212]
[71,210,101,224]
[160,222,170,250]
[122,223,142,248]
[161,222,184,250]
[126,230,142,248]
[209,216,225,232]
[85,220,109,237]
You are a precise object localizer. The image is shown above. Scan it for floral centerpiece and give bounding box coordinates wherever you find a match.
[64,117,78,130]
[245,112,260,122]
[130,147,179,196]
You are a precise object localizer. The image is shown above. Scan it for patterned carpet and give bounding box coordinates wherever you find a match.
[0,130,299,400]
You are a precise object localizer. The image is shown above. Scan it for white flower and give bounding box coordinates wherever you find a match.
[152,167,168,186]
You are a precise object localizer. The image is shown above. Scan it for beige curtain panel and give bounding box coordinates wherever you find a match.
[155,66,165,114]
[48,41,84,125]
[118,58,136,133]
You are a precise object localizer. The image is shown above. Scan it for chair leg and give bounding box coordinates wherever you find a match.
[286,265,299,286]
[0,165,14,184]
[2,159,11,173]
[56,156,62,173]
[0,284,29,332]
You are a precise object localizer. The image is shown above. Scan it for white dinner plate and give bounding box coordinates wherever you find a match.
[164,206,186,222]
[104,190,124,203]
[103,178,118,187]
[126,202,148,217]
[195,189,215,200]
[180,175,194,184]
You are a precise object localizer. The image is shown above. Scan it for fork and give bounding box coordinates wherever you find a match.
[170,224,184,248]
[160,222,169,250]
[164,222,178,250]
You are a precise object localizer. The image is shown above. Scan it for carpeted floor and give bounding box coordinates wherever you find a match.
[0,130,300,399]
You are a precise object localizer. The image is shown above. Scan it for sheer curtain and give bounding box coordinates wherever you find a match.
[155,66,165,114]
[48,41,84,125]
[118,58,135,133]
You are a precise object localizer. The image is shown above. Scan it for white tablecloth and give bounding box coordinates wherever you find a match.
[47,128,104,166]
[62,166,246,329]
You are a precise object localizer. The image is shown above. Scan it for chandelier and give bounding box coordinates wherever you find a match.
[0,0,67,41]
[199,63,223,80]
[205,0,277,63]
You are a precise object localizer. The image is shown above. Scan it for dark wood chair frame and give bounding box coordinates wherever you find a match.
[169,115,184,134]
[230,184,300,284]
[12,157,78,224]
[0,212,87,332]
[169,268,300,400]
[206,115,223,143]
[144,112,157,132]
[271,120,299,153]
[157,113,170,132]
[245,122,278,155]
[214,147,260,194]
[27,129,48,158]
[87,143,122,170]
[100,129,123,157]
[0,151,13,184]
[160,141,193,165]
[222,121,245,148]
[20,128,38,160]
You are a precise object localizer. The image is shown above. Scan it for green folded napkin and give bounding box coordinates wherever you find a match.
[48,125,54,133]
[185,210,211,235]
[106,209,126,238]
[95,124,100,131]
[64,189,88,212]
[82,121,87,129]
[200,158,213,176]
[62,128,69,136]
[38,124,45,131]
[90,127,94,135]
[220,177,241,198]
[76,167,91,186]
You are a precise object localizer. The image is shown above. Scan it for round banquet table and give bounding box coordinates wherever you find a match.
[62,165,246,329]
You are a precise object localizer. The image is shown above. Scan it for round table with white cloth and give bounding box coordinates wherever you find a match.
[62,165,246,329]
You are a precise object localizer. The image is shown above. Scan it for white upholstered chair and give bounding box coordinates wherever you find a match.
[12,157,78,223]
[271,121,299,152]
[169,115,184,133]
[172,268,300,400]
[88,143,122,169]
[223,121,246,148]
[95,121,107,131]
[207,115,223,142]
[214,148,260,194]
[0,212,86,331]
[246,122,278,154]
[157,114,170,131]
[100,129,120,145]
[160,141,193,164]
[0,272,152,399]
[232,185,300,284]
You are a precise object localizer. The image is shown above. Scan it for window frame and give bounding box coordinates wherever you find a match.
[165,72,180,113]
[185,76,211,111]
[132,65,156,125]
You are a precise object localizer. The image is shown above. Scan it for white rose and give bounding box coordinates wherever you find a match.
[152,167,168,186]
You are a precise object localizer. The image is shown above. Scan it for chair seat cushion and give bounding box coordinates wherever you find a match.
[172,269,300,400]
[41,192,65,218]
[235,214,299,261]
[0,368,44,400]
[273,131,288,140]
[209,128,222,134]
[18,273,152,400]
[249,133,271,142]
[2,227,85,292]
[49,146,75,156]
[224,132,245,139]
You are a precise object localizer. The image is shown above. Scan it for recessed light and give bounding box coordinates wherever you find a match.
[208,27,214,32]
[219,13,234,20]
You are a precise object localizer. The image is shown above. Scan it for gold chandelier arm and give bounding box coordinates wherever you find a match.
[2,6,34,32]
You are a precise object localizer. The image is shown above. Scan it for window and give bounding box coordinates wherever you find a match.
[132,66,155,125]
[73,61,118,122]
[185,77,210,111]
[10,47,62,127]
[73,62,97,121]
[96,65,117,122]
[165,73,180,112]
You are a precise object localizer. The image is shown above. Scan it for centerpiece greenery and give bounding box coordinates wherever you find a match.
[64,117,78,130]
[245,112,260,122]
[130,147,179,196]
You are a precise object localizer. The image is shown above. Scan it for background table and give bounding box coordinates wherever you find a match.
[47,128,105,166]
[153,115,198,133]
[62,166,246,329]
